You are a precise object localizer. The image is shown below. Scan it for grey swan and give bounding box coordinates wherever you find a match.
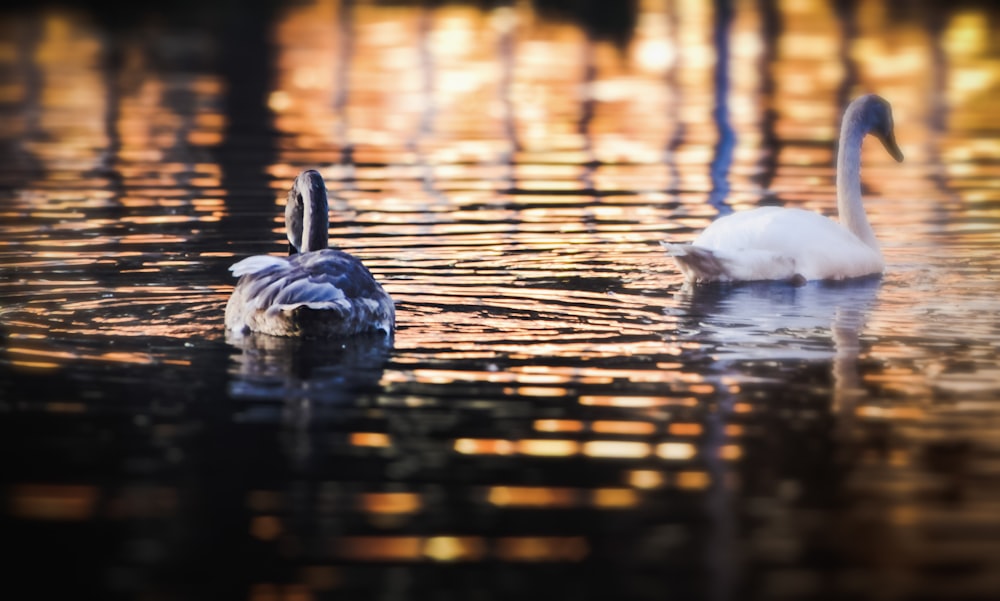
[225,170,395,338]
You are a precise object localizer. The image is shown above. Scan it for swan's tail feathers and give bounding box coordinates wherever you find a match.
[659,240,690,257]
[660,241,728,282]
[277,301,393,337]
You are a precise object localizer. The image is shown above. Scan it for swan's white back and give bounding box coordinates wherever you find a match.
[688,207,884,281]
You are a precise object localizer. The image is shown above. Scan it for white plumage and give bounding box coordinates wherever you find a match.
[663,94,904,284]
[230,255,287,278]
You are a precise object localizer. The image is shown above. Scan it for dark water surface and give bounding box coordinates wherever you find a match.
[2,1,1000,599]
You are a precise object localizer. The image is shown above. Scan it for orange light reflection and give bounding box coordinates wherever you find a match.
[359,492,422,515]
[10,484,98,521]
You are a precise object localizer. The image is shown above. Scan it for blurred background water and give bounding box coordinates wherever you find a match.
[1,0,999,599]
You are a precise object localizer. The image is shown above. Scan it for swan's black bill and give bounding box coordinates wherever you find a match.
[875,130,904,163]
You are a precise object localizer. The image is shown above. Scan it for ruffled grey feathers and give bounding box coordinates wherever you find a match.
[225,171,395,338]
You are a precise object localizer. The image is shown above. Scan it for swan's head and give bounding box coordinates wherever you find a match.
[285,169,330,255]
[852,94,904,163]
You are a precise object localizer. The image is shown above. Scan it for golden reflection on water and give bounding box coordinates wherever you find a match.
[9,484,99,520]
[331,534,588,562]
[1,0,1000,596]
[0,8,227,355]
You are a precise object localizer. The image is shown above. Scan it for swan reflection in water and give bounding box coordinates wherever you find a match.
[672,275,882,414]
[226,331,392,465]
[665,276,882,598]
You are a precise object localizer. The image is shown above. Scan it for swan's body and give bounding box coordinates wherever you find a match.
[225,170,395,338]
[663,94,904,283]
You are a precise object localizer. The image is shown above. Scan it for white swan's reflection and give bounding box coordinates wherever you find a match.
[669,277,882,598]
[673,276,881,367]
[671,276,882,423]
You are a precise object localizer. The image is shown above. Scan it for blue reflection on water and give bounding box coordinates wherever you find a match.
[677,276,881,363]
[709,0,735,217]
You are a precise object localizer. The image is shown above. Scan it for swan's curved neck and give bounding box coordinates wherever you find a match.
[288,172,329,253]
[836,119,880,252]
[300,188,329,253]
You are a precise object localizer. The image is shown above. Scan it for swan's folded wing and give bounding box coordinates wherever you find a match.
[710,248,798,281]
[694,208,883,280]
[265,274,350,317]
[226,249,394,336]
[257,250,390,318]
[292,249,388,300]
[229,255,287,277]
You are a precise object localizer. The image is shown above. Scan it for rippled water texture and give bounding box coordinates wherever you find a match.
[2,1,1000,599]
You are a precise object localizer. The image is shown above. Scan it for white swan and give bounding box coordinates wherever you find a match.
[662,94,904,283]
[225,170,395,338]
